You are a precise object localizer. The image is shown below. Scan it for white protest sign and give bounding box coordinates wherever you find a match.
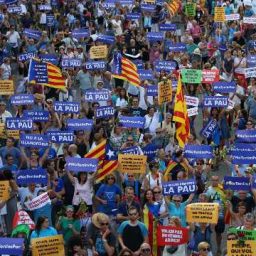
[185,96,199,107]
[225,14,240,21]
[244,67,256,78]
[228,99,235,110]
[25,192,51,211]
[243,17,256,24]
[187,107,198,117]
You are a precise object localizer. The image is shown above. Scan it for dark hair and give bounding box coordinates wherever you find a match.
[128,206,138,215]
[118,248,133,256]
[77,172,87,184]
[35,216,48,237]
[143,189,154,205]
[5,153,13,160]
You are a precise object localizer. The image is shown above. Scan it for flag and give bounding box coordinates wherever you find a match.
[28,58,66,90]
[112,52,141,87]
[165,1,180,17]
[173,76,190,147]
[84,140,106,159]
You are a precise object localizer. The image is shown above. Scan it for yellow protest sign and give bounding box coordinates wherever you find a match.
[118,154,147,174]
[158,79,172,104]
[0,123,5,136]
[214,7,225,22]
[31,235,64,256]
[6,130,20,140]
[186,203,219,224]
[227,240,256,256]
[89,45,108,59]
[143,0,156,3]
[0,80,14,95]
[0,181,10,201]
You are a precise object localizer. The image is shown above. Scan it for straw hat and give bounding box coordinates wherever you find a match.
[92,213,109,228]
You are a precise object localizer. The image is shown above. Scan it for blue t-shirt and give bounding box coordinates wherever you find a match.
[39,147,57,160]
[30,227,57,239]
[168,200,190,227]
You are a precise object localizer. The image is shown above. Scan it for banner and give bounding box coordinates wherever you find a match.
[141,4,156,12]
[89,45,108,59]
[119,116,145,128]
[7,6,21,14]
[138,69,154,81]
[61,58,82,68]
[20,134,49,148]
[236,129,256,143]
[200,119,218,139]
[147,85,158,96]
[18,52,36,62]
[66,118,93,131]
[25,192,51,211]
[23,110,49,122]
[230,143,256,164]
[46,14,55,27]
[214,7,225,22]
[187,107,198,117]
[202,69,220,83]
[223,176,251,191]
[243,17,256,24]
[23,28,42,40]
[155,61,176,72]
[203,96,228,107]
[38,54,58,65]
[6,118,33,130]
[101,0,115,8]
[54,101,80,114]
[162,179,196,195]
[0,181,9,201]
[213,81,236,93]
[126,13,141,20]
[227,240,256,256]
[186,203,219,224]
[85,89,111,102]
[47,131,74,143]
[121,146,141,155]
[38,4,52,11]
[0,80,14,95]
[181,69,202,83]
[184,144,213,159]
[13,210,35,229]
[169,43,186,52]
[119,0,134,6]
[0,238,24,256]
[142,143,158,161]
[65,157,98,172]
[96,34,115,44]
[72,28,89,39]
[5,0,18,5]
[118,154,147,173]
[184,96,199,107]
[225,13,240,21]
[158,80,172,104]
[147,32,164,42]
[84,61,106,70]
[159,23,177,31]
[31,235,64,256]
[245,67,256,78]
[16,169,48,185]
[185,3,196,17]
[96,106,115,118]
[157,226,189,246]
[247,55,256,68]
[10,94,34,105]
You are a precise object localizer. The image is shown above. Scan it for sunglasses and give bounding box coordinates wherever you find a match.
[100,222,109,226]
[153,191,161,194]
[141,248,151,253]
[201,247,210,252]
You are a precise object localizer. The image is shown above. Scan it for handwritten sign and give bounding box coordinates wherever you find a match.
[0,181,9,201]
[227,240,256,256]
[89,45,108,59]
[158,80,172,104]
[181,69,202,84]
[0,80,14,95]
[25,192,51,211]
[214,7,225,22]
[118,154,147,174]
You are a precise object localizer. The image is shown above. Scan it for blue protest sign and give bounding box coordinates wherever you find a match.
[203,96,228,107]
[7,5,21,14]
[121,146,141,155]
[61,58,82,68]
[147,32,164,42]
[5,0,17,4]
[0,238,24,255]
[18,52,36,62]
[16,169,48,185]
[97,34,115,44]
[23,29,42,40]
[119,0,134,6]
[119,116,145,129]
[72,28,89,39]
[10,94,34,105]
[29,60,48,83]
[51,0,58,6]
[20,134,49,148]
[101,0,115,8]
[142,143,158,161]
[85,89,111,102]
[236,129,256,143]
[38,54,58,65]
[154,61,176,72]
[54,101,80,114]
[162,179,197,195]
[252,175,256,189]
[213,81,236,93]
[126,13,141,20]
[47,131,74,143]
[169,43,187,52]
[138,69,154,81]
[23,110,49,122]
[184,145,213,159]
[159,23,177,31]
[230,143,256,164]
[6,118,33,130]
[247,55,256,68]
[200,119,218,139]
[38,4,52,11]
[96,106,115,118]
[65,157,98,172]
[224,176,251,191]
[85,61,106,70]
[67,118,93,131]
[46,14,55,26]
[147,85,158,96]
[141,3,156,12]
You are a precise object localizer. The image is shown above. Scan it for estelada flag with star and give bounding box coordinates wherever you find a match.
[173,75,190,148]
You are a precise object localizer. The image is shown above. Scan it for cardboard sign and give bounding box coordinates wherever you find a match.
[89,45,108,59]
[187,107,198,117]
[181,69,202,84]
[25,192,51,211]
[158,80,172,104]
[225,14,240,21]
[186,203,219,224]
[0,181,9,201]
[227,240,256,256]
[118,154,147,174]
[185,96,199,107]
[157,226,189,246]
[31,235,64,256]
[0,80,14,95]
[202,69,220,83]
[185,3,196,17]
[0,123,5,137]
[6,130,19,140]
[214,7,225,22]
[243,17,256,24]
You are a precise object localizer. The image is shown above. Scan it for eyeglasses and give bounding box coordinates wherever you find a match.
[141,248,151,253]
[100,222,109,226]
[107,177,114,180]
[201,247,210,252]
[153,191,161,194]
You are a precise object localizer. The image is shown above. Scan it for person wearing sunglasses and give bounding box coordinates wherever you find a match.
[139,243,152,256]
[191,242,212,256]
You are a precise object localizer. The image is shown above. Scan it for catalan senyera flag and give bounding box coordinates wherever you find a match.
[28,58,66,90]
[165,0,181,17]
[173,76,190,148]
[112,52,141,87]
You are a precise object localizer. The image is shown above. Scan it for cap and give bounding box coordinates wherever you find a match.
[66,205,74,211]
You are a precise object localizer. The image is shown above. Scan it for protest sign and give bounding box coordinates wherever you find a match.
[16,169,48,185]
[54,101,80,114]
[97,34,115,44]
[214,7,225,22]
[5,0,18,4]
[185,3,196,17]
[0,181,9,201]
[141,3,156,12]
[243,17,256,24]
[202,69,220,83]
[162,179,196,195]
[10,94,34,105]
[84,61,106,70]
[200,119,218,139]
[228,227,256,240]
[0,80,14,95]
[61,58,82,68]
[7,6,21,14]
[46,14,55,27]
[158,80,172,104]
[157,226,189,246]
[138,69,154,81]
[224,176,250,191]
[185,96,199,107]
[236,129,256,143]
[245,67,256,78]
[203,96,228,107]
[89,45,108,59]
[25,192,51,211]
[126,13,141,20]
[142,144,158,162]
[147,85,158,96]
[186,203,219,224]
[38,4,52,11]
[65,157,98,173]
[118,154,147,174]
[85,89,111,102]
[184,144,213,159]
[213,81,236,93]
[23,28,42,40]
[119,0,134,6]
[31,235,64,256]
[13,210,35,229]
[247,55,256,68]
[119,116,145,129]
[96,106,115,118]
[0,238,24,256]
[47,131,74,143]
[159,23,177,31]
[66,118,93,131]
[6,130,19,140]
[187,107,198,117]
[18,52,36,62]
[155,61,176,72]
[143,0,155,3]
[121,146,141,155]
[38,54,58,65]
[252,175,256,189]
[147,32,164,42]
[230,143,256,164]
[20,134,49,148]
[227,240,256,256]
[169,43,186,52]
[181,69,202,83]
[225,13,240,21]
[23,110,49,122]
[72,28,89,39]
[6,118,33,130]
[0,123,4,137]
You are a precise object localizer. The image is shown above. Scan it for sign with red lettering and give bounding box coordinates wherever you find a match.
[202,69,220,83]
[157,226,189,246]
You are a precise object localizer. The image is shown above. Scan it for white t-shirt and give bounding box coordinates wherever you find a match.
[6,31,20,47]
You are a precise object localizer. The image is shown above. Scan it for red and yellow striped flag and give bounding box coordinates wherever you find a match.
[84,140,106,159]
[165,0,181,17]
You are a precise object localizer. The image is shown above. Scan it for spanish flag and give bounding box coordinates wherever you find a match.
[165,0,181,17]
[173,76,190,148]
